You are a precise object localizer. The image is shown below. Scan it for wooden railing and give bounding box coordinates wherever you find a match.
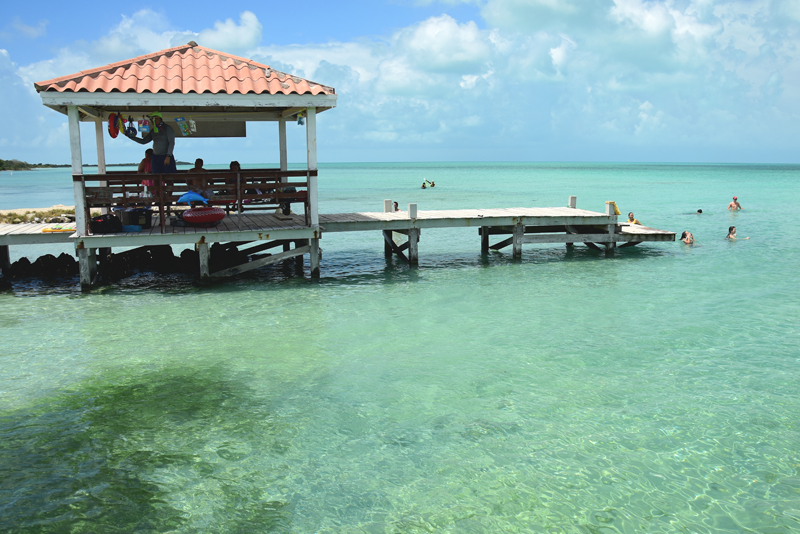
[76,168,315,234]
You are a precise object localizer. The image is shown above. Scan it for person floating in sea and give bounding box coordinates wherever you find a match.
[421,182,427,189]
[425,179,435,188]
[124,111,176,174]
[696,209,703,214]
[680,231,695,244]
[726,226,749,240]
[627,212,641,225]
[393,201,400,212]
[727,196,742,210]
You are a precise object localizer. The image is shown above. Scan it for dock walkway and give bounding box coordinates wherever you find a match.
[1,204,675,284]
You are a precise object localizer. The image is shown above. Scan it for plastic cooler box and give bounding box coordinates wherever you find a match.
[114,208,153,228]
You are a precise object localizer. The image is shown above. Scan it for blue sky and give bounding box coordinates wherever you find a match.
[2,0,799,164]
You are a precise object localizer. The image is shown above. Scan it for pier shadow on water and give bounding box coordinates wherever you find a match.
[0,365,296,533]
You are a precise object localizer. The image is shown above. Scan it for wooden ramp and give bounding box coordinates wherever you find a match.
[0,222,76,245]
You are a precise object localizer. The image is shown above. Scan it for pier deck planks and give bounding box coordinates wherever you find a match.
[0,206,675,248]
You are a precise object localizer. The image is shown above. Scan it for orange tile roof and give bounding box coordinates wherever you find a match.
[34,41,335,96]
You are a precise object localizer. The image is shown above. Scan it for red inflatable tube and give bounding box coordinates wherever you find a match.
[183,206,225,224]
[108,113,119,138]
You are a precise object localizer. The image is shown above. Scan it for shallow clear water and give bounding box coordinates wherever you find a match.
[2,163,799,532]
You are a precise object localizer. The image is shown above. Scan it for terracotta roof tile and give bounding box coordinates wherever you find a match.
[34,42,335,96]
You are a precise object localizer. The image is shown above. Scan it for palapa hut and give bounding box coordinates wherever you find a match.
[34,41,337,286]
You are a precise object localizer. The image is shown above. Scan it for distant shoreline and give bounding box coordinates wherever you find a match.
[0,204,74,216]
[0,162,191,171]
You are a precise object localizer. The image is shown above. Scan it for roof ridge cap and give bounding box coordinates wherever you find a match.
[188,45,271,70]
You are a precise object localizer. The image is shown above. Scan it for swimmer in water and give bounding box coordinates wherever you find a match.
[680,231,695,244]
[726,226,749,240]
[727,196,742,210]
[627,212,641,225]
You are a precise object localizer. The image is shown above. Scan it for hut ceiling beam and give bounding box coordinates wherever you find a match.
[40,92,336,116]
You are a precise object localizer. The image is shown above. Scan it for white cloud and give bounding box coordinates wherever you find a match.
[460,70,494,89]
[6,3,800,163]
[394,15,491,71]
[549,36,576,71]
[17,10,263,89]
[176,11,263,53]
[610,0,675,34]
[12,17,48,39]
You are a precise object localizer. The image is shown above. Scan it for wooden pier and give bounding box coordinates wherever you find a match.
[17,44,673,290]
[1,198,675,288]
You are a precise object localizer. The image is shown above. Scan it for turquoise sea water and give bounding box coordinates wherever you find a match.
[1,163,799,532]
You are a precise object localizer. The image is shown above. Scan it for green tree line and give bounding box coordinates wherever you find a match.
[0,159,69,170]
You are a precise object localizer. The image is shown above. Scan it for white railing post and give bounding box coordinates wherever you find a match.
[305,107,318,227]
[605,202,617,250]
[68,106,87,236]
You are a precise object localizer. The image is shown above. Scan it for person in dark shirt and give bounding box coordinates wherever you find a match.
[125,112,176,173]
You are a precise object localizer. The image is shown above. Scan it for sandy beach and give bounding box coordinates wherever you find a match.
[0,204,74,216]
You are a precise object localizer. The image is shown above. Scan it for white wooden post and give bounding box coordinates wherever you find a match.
[309,238,320,277]
[383,201,393,256]
[481,227,490,253]
[305,108,320,277]
[76,242,96,290]
[197,240,210,278]
[513,223,524,258]
[68,106,86,236]
[305,107,318,226]
[566,196,577,249]
[279,117,288,181]
[95,117,108,214]
[605,202,617,251]
[94,117,106,175]
[408,228,420,265]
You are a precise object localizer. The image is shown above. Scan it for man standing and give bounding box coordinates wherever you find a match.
[125,112,176,173]
[727,196,742,210]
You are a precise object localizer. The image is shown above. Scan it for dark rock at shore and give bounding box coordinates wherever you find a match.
[3,243,261,285]
[6,257,32,279]
[100,252,133,282]
[210,243,249,273]
[180,249,200,276]
[55,253,79,277]
[150,245,183,274]
[6,253,78,279]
